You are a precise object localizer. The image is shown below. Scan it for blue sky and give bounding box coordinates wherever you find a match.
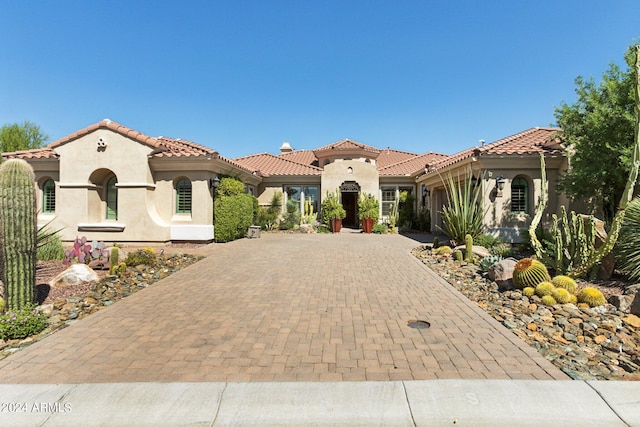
[1,1,638,159]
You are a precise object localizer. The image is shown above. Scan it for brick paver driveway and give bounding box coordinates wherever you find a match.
[0,231,566,383]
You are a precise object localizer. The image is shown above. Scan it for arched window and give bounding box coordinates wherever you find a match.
[511,177,529,214]
[106,176,118,220]
[43,179,56,213]
[176,179,192,214]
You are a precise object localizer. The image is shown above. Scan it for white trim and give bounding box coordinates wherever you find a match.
[170,225,214,241]
[58,183,98,189]
[115,182,156,189]
[77,222,126,232]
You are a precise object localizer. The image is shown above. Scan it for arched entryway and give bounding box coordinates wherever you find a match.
[340,180,360,228]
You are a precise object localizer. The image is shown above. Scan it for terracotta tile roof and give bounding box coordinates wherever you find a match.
[313,138,381,154]
[277,149,318,166]
[379,152,450,176]
[4,120,256,175]
[152,137,256,172]
[234,153,323,177]
[1,147,59,160]
[426,127,562,175]
[49,119,161,149]
[153,137,217,158]
[376,148,421,169]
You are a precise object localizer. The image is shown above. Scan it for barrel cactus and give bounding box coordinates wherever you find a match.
[535,281,555,297]
[435,245,453,256]
[541,295,557,306]
[577,287,606,307]
[552,288,572,304]
[551,275,577,294]
[512,258,550,289]
[0,159,37,310]
[522,287,535,297]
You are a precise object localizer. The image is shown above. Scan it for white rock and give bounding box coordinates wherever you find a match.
[50,264,99,288]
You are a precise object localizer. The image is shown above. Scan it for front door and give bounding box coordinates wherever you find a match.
[342,192,358,227]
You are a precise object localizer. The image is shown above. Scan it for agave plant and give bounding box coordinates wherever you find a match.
[437,171,486,245]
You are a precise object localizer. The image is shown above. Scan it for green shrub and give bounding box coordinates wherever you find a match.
[0,304,48,340]
[256,192,282,230]
[372,223,388,234]
[474,233,502,249]
[490,243,513,257]
[124,248,156,267]
[36,233,65,261]
[316,224,331,233]
[279,199,300,230]
[398,191,414,228]
[414,207,431,232]
[214,177,256,242]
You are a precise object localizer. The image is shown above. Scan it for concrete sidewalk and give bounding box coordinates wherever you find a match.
[0,380,638,426]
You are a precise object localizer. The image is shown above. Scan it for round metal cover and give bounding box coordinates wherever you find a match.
[408,320,431,329]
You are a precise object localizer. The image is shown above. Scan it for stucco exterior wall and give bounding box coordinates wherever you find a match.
[418,155,572,243]
[321,160,379,199]
[46,129,175,242]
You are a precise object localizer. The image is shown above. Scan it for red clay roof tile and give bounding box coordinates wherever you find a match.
[426,127,562,175]
[379,152,450,176]
[1,147,59,160]
[234,153,322,177]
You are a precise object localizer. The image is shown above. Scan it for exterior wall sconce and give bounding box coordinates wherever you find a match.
[209,176,220,190]
[495,176,506,197]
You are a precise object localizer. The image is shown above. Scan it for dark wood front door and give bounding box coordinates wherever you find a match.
[342,192,358,227]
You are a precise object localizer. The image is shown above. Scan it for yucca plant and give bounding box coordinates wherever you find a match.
[617,197,640,280]
[437,171,486,244]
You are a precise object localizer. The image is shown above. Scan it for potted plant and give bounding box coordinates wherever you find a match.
[321,190,346,233]
[358,193,380,233]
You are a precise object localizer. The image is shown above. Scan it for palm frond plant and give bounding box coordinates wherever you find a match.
[437,171,486,245]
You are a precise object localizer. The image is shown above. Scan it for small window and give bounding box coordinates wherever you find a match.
[381,187,396,217]
[511,177,528,214]
[106,177,118,220]
[43,179,56,213]
[176,179,192,214]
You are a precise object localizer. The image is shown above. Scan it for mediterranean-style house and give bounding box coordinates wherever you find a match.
[0,119,579,243]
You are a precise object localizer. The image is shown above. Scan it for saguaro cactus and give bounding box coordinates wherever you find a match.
[0,159,37,310]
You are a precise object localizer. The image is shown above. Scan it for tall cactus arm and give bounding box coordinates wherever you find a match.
[529,154,548,259]
[570,45,640,278]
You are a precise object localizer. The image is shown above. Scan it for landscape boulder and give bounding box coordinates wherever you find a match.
[488,257,518,291]
[453,245,491,259]
[609,294,634,313]
[50,264,99,288]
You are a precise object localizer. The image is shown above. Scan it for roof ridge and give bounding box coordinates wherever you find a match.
[156,136,218,156]
[379,151,449,171]
[48,119,160,149]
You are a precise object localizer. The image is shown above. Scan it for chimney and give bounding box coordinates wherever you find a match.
[280,142,293,153]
